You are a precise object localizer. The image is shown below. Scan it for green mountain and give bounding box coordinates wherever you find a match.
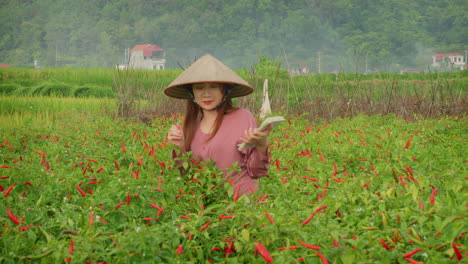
[0,0,467,71]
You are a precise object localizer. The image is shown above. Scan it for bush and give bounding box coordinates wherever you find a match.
[74,84,115,98]
[31,81,74,96]
[0,83,20,95]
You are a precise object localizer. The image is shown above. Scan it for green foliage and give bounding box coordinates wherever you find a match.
[0,107,466,263]
[252,54,289,80]
[0,0,466,71]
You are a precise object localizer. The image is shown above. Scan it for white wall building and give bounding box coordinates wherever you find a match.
[128,44,166,70]
[432,53,467,70]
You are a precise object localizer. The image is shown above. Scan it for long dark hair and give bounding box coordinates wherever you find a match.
[183,84,237,151]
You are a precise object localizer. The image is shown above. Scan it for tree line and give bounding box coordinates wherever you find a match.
[0,0,467,72]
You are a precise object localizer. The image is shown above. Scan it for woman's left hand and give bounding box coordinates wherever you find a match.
[241,124,273,153]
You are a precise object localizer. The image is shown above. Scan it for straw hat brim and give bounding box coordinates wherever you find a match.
[164,54,253,99]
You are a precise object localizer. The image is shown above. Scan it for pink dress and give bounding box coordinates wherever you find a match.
[179,108,270,196]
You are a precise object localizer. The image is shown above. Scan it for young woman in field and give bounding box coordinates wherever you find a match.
[165,54,272,196]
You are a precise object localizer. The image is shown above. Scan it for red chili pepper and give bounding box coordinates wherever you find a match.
[6,207,20,225]
[20,224,34,232]
[321,180,329,199]
[68,239,74,255]
[200,220,211,231]
[180,215,190,220]
[403,248,423,258]
[452,243,463,260]
[88,181,102,184]
[34,150,46,156]
[404,136,413,149]
[190,159,199,167]
[89,212,94,226]
[121,140,127,153]
[418,198,424,211]
[258,195,269,204]
[126,192,131,205]
[177,244,183,255]
[3,183,15,197]
[273,137,281,148]
[399,175,408,186]
[301,205,328,226]
[379,238,393,251]
[359,138,367,147]
[362,180,371,188]
[248,184,255,193]
[114,160,120,170]
[430,188,438,205]
[149,203,164,212]
[298,239,320,250]
[233,185,240,202]
[275,159,281,170]
[75,185,86,197]
[225,241,234,258]
[278,246,298,250]
[254,241,274,263]
[316,252,328,264]
[131,170,139,179]
[157,176,162,186]
[332,162,337,176]
[0,165,9,168]
[404,257,424,264]
[115,202,125,210]
[332,177,344,183]
[265,210,275,224]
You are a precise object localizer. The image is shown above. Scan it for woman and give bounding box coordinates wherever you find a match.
[165,54,272,196]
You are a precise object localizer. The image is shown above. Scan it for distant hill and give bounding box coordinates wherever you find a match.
[0,0,466,71]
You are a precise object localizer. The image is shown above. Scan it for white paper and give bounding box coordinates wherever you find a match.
[237,116,286,151]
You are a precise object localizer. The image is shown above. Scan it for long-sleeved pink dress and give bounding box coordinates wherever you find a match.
[181,108,271,196]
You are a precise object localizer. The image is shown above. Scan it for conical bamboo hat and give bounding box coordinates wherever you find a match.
[164,54,253,99]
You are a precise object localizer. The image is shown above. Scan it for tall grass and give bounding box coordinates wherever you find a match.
[1,67,467,121]
[0,96,115,129]
[237,70,467,121]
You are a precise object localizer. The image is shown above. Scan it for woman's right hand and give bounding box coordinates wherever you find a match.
[167,124,184,148]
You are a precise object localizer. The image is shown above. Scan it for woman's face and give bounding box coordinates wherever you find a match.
[192,82,224,111]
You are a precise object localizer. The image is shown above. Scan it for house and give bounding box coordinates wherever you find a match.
[289,62,309,74]
[128,44,166,70]
[0,64,11,68]
[432,53,466,70]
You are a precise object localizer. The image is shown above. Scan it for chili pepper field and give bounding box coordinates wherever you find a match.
[0,110,466,263]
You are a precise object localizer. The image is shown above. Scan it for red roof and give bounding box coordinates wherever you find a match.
[432,53,462,61]
[131,44,164,52]
[0,64,11,68]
